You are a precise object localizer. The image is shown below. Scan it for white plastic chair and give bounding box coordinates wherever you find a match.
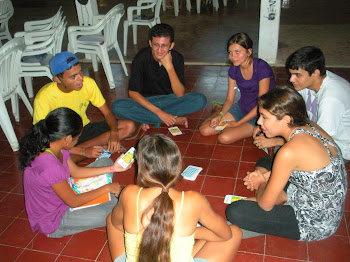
[162,0,191,16]
[14,7,63,38]
[19,19,67,98]
[0,37,33,151]
[123,0,162,56]
[0,0,14,46]
[68,3,128,89]
[74,0,104,26]
[196,0,219,14]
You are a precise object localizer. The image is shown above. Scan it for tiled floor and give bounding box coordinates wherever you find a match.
[1,0,350,261]
[1,63,350,262]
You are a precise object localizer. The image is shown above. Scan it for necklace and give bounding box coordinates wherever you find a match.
[45,148,61,158]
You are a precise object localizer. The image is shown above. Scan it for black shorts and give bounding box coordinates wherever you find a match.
[77,121,111,145]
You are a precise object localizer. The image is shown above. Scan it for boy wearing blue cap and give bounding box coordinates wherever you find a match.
[33,51,136,162]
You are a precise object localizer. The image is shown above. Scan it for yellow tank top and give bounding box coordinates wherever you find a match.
[124,188,195,262]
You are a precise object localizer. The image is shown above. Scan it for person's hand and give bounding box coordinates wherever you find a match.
[209,115,222,128]
[253,133,274,149]
[83,146,105,158]
[243,170,267,191]
[160,51,173,71]
[108,182,121,197]
[157,110,177,126]
[252,126,262,138]
[110,153,134,173]
[225,120,239,128]
[107,131,121,153]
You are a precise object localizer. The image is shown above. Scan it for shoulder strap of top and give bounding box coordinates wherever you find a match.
[136,187,143,233]
[175,191,184,226]
[288,123,338,159]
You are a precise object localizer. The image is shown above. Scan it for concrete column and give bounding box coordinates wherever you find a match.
[258,0,281,63]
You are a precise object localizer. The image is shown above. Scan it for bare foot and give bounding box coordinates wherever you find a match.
[175,117,188,128]
[141,124,150,131]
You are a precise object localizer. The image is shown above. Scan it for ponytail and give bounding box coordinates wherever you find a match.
[138,192,174,262]
[135,134,182,262]
[18,108,83,170]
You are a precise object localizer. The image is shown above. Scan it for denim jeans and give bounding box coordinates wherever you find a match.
[112,93,207,127]
[47,158,118,238]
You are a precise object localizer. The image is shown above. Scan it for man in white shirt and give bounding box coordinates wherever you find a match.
[253,46,350,162]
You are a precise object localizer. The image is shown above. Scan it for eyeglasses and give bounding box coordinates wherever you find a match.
[151,42,171,50]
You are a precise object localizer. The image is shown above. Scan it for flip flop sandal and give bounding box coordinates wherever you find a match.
[211,101,223,110]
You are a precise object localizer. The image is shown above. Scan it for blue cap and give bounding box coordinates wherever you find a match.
[50,51,79,76]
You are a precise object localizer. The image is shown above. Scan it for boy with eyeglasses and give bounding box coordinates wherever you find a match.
[112,23,207,130]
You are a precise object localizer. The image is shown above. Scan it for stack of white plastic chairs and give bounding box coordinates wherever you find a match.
[0,37,33,151]
[14,7,66,98]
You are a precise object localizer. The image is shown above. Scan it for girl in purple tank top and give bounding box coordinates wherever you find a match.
[200,32,275,144]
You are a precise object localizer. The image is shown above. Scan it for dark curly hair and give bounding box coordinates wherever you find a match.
[18,107,83,170]
[149,23,174,43]
[258,86,308,128]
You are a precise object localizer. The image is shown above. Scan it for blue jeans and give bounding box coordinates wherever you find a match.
[229,103,257,126]
[112,93,207,127]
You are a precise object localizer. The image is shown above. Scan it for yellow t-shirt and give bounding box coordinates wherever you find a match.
[33,76,105,126]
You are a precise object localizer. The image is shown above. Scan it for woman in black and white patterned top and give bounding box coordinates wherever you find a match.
[226,86,347,241]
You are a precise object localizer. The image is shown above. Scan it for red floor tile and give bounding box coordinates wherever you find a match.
[0,193,25,217]
[28,233,72,254]
[61,230,107,260]
[207,159,239,178]
[191,130,218,144]
[96,243,112,262]
[212,145,242,161]
[16,249,58,262]
[0,245,24,262]
[201,176,235,197]
[176,141,189,155]
[185,143,215,159]
[264,256,307,262]
[233,251,264,262]
[206,195,228,218]
[56,256,95,262]
[175,175,205,192]
[265,235,308,261]
[170,129,194,142]
[0,215,15,234]
[308,235,350,262]
[241,147,268,163]
[0,218,37,248]
[238,235,265,255]
[0,172,23,192]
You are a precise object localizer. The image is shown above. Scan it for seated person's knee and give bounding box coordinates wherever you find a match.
[126,120,136,135]
[199,124,213,136]
[218,133,233,144]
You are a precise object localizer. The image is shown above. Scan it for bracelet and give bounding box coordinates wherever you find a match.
[109,167,114,173]
[81,147,84,156]
[219,111,224,119]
